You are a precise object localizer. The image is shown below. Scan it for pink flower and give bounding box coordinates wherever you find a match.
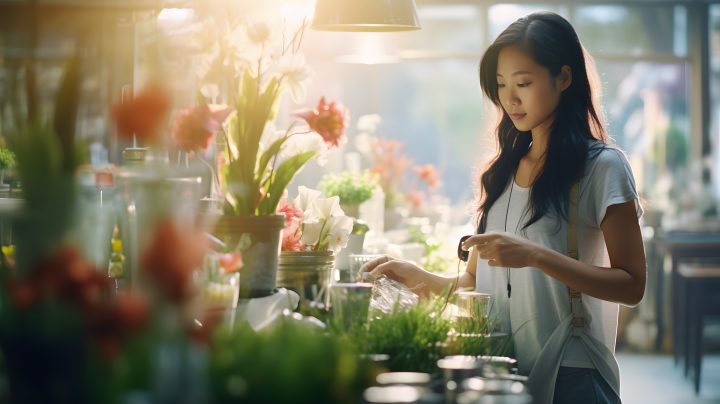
[406,190,425,209]
[412,164,440,192]
[171,103,234,153]
[219,252,243,273]
[282,221,305,252]
[277,199,303,228]
[292,97,349,149]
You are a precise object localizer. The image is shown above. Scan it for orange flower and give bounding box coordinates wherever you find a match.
[219,252,243,273]
[112,84,171,142]
[412,164,440,192]
[140,220,206,303]
[171,103,233,153]
[293,97,349,149]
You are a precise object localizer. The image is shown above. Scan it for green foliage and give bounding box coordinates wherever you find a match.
[0,149,15,170]
[221,70,311,216]
[320,171,376,206]
[208,321,376,404]
[407,226,453,274]
[351,220,370,235]
[666,122,687,170]
[330,288,503,374]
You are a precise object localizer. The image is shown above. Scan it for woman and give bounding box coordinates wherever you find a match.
[357,11,646,404]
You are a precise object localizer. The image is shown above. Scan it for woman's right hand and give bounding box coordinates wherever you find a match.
[355,255,427,290]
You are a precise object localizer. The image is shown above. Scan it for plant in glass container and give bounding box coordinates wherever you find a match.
[276,186,354,308]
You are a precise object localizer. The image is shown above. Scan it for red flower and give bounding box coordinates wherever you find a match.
[112,84,171,142]
[219,252,242,273]
[412,164,440,192]
[140,220,206,303]
[292,97,349,149]
[171,103,234,153]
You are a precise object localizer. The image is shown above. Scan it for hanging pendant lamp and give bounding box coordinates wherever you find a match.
[310,0,422,32]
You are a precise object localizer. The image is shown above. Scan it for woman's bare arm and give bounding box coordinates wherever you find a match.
[463,200,646,306]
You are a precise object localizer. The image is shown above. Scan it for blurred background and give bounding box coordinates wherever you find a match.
[0,0,719,403]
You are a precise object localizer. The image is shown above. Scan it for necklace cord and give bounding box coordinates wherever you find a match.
[504,178,515,298]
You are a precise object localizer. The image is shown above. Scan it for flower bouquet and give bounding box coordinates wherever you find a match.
[276,186,354,309]
[189,14,348,297]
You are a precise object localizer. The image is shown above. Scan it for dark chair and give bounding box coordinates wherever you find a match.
[677,263,720,394]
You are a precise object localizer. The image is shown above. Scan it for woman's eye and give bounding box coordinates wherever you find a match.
[497,84,506,88]
[517,82,532,87]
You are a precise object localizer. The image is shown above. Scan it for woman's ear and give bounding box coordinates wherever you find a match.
[558,65,572,92]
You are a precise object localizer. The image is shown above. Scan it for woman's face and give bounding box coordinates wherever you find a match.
[496,45,571,133]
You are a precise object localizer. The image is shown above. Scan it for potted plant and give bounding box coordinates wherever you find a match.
[319,171,376,219]
[191,16,343,298]
[276,186,354,309]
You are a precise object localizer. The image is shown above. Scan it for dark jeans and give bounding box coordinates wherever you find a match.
[552,367,620,404]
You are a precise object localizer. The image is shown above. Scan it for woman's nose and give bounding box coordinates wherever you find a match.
[505,90,520,107]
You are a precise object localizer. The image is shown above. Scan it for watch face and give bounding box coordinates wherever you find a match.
[458,235,472,262]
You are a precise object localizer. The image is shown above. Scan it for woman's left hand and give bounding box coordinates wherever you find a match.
[462,231,545,268]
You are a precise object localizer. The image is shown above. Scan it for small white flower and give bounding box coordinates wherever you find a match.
[200,83,220,101]
[356,114,382,133]
[280,131,329,167]
[275,52,314,104]
[326,215,354,253]
[245,14,280,47]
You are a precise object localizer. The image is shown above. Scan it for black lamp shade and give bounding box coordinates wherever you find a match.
[311,0,422,32]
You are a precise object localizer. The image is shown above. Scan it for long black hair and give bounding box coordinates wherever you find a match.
[475,11,609,234]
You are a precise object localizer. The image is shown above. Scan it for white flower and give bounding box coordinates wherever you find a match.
[280,131,329,167]
[300,219,324,246]
[295,186,321,221]
[245,14,280,47]
[259,122,287,153]
[308,196,345,221]
[356,114,382,133]
[275,52,313,104]
[200,83,220,100]
[326,215,354,253]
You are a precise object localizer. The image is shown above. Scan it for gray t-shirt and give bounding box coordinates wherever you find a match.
[475,144,642,379]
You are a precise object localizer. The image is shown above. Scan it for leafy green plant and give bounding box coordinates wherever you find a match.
[320,171,376,206]
[329,288,509,374]
[0,149,15,170]
[208,321,377,403]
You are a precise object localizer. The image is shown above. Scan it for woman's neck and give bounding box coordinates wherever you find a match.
[526,111,556,161]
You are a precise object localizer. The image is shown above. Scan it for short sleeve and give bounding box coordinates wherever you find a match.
[586,148,644,228]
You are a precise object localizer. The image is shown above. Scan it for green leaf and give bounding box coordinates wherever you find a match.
[53,57,81,172]
[258,151,315,215]
[256,135,289,185]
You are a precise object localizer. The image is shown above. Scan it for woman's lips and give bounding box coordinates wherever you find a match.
[510,113,527,120]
